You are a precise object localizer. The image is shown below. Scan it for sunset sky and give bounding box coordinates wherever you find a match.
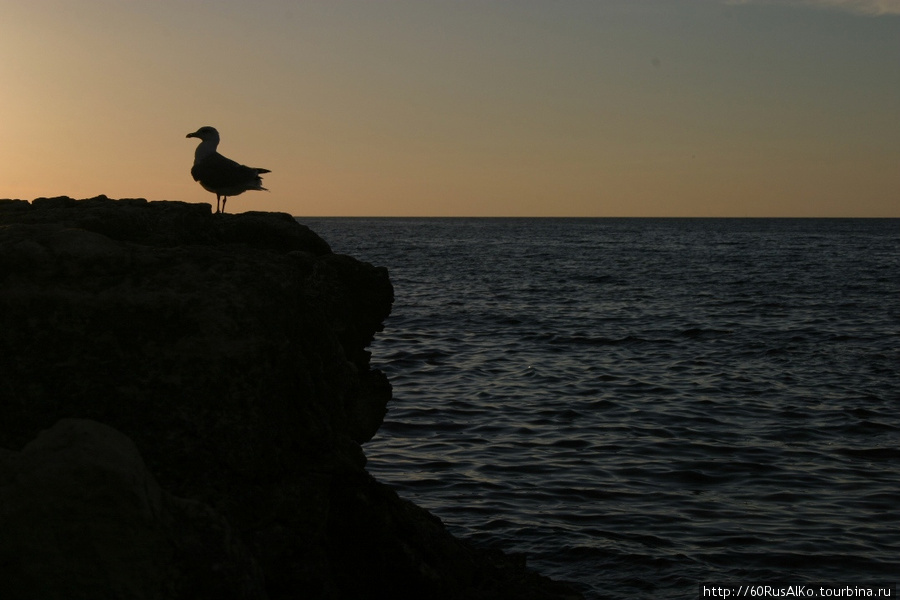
[1,0,897,217]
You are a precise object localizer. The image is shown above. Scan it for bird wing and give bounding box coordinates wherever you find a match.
[191,152,268,187]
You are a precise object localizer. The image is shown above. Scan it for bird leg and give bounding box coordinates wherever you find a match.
[222,197,227,213]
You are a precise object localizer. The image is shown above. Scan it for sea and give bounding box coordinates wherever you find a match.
[301,218,899,600]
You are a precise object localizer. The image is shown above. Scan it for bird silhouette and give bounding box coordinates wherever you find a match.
[186,126,270,213]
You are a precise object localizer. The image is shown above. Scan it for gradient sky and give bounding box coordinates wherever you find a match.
[1,0,897,216]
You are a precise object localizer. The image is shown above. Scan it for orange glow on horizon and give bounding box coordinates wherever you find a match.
[1,1,897,217]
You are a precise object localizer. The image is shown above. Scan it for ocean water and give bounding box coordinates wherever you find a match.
[301,218,899,599]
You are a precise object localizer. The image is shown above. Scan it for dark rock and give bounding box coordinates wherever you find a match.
[3,195,330,253]
[0,418,266,600]
[0,197,582,599]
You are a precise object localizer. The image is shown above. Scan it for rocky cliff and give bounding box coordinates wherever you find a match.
[0,197,581,600]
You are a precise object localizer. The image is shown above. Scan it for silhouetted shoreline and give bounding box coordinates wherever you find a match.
[0,196,583,600]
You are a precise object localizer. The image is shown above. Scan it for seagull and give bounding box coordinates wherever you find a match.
[186,126,270,213]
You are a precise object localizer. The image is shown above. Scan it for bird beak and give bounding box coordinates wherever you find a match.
[186,132,198,139]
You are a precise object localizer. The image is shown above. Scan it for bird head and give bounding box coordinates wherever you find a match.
[186,126,220,143]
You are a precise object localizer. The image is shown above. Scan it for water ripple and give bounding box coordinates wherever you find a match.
[304,218,900,600]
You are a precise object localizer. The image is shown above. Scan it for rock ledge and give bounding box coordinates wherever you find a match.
[0,197,582,600]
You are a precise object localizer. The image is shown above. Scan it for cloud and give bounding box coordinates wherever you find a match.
[725,0,900,16]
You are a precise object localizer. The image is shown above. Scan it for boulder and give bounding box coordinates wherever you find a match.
[0,197,582,599]
[0,418,265,600]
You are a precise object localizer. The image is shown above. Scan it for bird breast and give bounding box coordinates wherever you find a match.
[193,140,219,164]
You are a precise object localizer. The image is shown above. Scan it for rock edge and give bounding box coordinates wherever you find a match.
[0,196,583,600]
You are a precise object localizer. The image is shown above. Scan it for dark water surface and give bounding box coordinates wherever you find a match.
[301,218,899,599]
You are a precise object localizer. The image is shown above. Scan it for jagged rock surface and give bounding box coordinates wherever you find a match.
[0,197,582,600]
[0,418,266,600]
